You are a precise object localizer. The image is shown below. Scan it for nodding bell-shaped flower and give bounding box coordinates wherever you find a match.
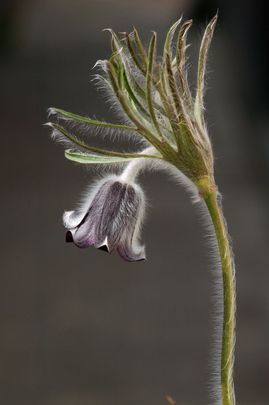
[47,15,218,197]
[47,15,219,259]
[63,176,146,262]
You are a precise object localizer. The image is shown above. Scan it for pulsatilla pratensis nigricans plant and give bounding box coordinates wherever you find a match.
[47,14,236,405]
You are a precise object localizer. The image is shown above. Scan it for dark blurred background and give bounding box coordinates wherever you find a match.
[0,0,268,404]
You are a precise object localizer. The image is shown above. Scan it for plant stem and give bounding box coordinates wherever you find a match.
[203,188,236,405]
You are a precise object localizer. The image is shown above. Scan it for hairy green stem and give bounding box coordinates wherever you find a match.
[203,187,236,405]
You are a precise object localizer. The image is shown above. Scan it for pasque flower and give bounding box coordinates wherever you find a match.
[47,14,237,405]
[46,15,218,260]
[63,176,146,261]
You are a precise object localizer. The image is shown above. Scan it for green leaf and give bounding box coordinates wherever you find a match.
[122,70,149,116]
[163,17,182,57]
[50,122,163,160]
[146,32,163,138]
[104,28,122,53]
[125,32,146,74]
[106,61,164,149]
[194,14,218,127]
[176,19,193,111]
[133,28,148,68]
[49,108,137,131]
[65,150,133,164]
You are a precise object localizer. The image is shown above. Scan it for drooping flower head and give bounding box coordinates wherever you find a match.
[64,176,146,261]
[47,15,218,259]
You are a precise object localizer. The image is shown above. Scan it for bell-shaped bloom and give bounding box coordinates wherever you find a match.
[63,176,146,261]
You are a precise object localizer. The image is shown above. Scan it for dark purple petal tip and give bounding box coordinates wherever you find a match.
[98,244,110,253]
[65,231,74,243]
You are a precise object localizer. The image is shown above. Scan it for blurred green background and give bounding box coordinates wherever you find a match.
[0,0,268,404]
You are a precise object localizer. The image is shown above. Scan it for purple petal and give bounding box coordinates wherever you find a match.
[63,210,87,230]
[116,186,146,262]
[66,213,96,248]
[117,241,146,262]
[95,183,142,251]
[65,181,115,249]
[94,181,127,249]
[64,178,146,259]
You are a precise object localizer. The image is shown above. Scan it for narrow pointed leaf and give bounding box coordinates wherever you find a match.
[51,122,162,159]
[106,60,164,150]
[125,32,145,74]
[122,70,149,116]
[65,150,162,164]
[163,54,197,150]
[163,17,182,57]
[155,66,182,145]
[176,19,193,111]
[133,28,148,68]
[116,63,174,141]
[164,53,184,120]
[104,29,122,52]
[65,150,134,164]
[50,108,137,131]
[146,32,163,138]
[194,14,218,127]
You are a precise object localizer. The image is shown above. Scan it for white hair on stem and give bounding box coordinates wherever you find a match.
[194,194,223,405]
[119,151,228,404]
